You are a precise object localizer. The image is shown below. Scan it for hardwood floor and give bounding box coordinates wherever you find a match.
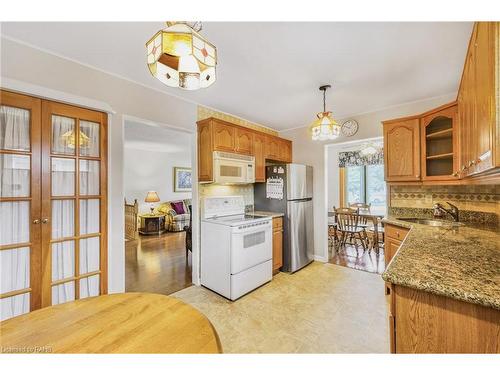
[125,231,192,295]
[329,244,386,275]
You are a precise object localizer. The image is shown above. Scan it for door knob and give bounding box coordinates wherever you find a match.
[41,218,49,224]
[33,219,40,224]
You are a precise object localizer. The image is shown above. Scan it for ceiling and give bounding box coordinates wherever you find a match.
[124,119,191,153]
[1,22,472,131]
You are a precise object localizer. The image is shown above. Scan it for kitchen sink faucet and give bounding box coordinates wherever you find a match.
[433,202,460,222]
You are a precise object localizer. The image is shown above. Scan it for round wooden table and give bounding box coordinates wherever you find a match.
[0,293,222,354]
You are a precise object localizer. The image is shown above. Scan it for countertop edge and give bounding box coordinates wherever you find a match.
[381,217,500,311]
[252,211,284,218]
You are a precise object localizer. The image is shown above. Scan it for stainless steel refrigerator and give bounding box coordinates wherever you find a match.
[254,164,314,272]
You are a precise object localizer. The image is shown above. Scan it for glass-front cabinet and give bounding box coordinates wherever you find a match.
[420,104,459,181]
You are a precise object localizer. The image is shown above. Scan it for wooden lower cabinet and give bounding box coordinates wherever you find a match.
[272,217,283,274]
[384,224,409,265]
[384,223,409,295]
[389,284,500,353]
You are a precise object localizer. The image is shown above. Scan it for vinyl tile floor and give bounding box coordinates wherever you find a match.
[172,262,390,353]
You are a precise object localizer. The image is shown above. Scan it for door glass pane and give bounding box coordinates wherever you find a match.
[0,201,30,245]
[51,200,75,239]
[0,154,30,197]
[0,105,30,151]
[79,275,99,299]
[51,115,76,155]
[51,158,75,196]
[366,164,387,211]
[80,199,99,235]
[345,166,364,204]
[0,292,30,321]
[79,160,99,195]
[51,241,75,282]
[79,237,100,274]
[79,120,99,157]
[52,281,75,305]
[0,247,30,294]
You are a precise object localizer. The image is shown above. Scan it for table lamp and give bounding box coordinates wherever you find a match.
[144,191,160,214]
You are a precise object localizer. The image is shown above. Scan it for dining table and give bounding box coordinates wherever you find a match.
[0,293,222,354]
[328,208,386,252]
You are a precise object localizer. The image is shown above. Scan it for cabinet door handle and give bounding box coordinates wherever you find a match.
[41,218,49,224]
[32,219,40,224]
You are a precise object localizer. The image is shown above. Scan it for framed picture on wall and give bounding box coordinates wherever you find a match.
[174,167,192,192]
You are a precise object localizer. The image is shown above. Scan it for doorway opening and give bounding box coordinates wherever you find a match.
[123,118,193,295]
[325,137,386,274]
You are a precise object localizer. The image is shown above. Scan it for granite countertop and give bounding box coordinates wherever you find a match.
[382,217,500,310]
[252,210,284,218]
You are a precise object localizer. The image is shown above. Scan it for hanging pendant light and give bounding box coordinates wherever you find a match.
[310,85,340,141]
[61,130,90,149]
[146,21,217,91]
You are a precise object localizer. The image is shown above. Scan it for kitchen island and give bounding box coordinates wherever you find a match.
[381,217,500,353]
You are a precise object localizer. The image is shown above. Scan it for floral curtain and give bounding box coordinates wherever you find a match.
[338,150,384,168]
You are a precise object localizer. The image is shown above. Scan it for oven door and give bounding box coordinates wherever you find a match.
[230,222,272,274]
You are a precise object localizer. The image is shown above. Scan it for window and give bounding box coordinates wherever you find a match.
[344,164,386,210]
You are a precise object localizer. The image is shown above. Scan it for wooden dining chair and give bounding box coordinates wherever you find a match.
[349,202,371,213]
[335,211,369,254]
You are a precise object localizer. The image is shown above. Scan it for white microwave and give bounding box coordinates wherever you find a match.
[213,151,255,184]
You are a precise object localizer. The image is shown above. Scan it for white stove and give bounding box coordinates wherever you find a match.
[201,196,273,300]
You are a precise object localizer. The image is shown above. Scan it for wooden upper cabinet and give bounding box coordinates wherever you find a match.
[421,104,459,181]
[266,136,280,160]
[457,22,499,179]
[473,22,495,174]
[197,120,213,182]
[197,117,293,182]
[279,139,292,163]
[235,127,253,155]
[213,120,236,152]
[383,119,421,182]
[253,132,266,182]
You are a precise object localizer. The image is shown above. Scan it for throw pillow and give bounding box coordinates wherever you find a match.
[171,201,185,215]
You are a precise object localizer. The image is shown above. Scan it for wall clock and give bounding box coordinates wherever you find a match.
[341,119,359,137]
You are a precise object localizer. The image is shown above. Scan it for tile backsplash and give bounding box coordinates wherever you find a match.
[199,184,254,208]
[390,184,499,225]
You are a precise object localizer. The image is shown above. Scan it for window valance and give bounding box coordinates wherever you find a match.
[338,150,384,168]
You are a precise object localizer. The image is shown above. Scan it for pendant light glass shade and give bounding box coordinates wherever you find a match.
[310,85,340,141]
[61,130,90,149]
[310,111,340,141]
[146,22,217,90]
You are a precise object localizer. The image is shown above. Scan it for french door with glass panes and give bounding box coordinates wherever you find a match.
[0,90,107,321]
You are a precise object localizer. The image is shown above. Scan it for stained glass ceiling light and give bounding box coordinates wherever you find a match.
[310,85,340,141]
[61,130,89,149]
[146,21,217,91]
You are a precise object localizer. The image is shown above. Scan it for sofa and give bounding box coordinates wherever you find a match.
[154,199,192,232]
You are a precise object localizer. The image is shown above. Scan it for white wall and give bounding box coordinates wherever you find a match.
[124,148,192,213]
[279,93,456,262]
[1,38,198,293]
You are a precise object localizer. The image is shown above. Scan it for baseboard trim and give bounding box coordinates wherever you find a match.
[313,255,327,263]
